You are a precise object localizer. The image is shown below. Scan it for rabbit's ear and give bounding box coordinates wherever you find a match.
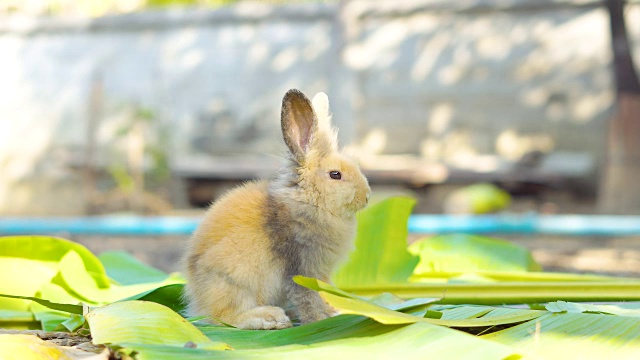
[281,89,317,161]
[312,92,338,151]
[311,92,330,125]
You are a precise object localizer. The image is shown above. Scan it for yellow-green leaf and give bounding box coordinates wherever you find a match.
[58,251,183,304]
[122,321,522,360]
[483,312,640,359]
[444,183,511,214]
[332,197,419,287]
[98,251,170,285]
[545,301,640,317]
[0,333,108,360]
[337,281,640,304]
[295,276,543,328]
[0,258,58,311]
[0,236,110,287]
[86,300,231,350]
[409,234,541,273]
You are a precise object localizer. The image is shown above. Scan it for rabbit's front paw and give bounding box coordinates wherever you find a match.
[236,306,292,330]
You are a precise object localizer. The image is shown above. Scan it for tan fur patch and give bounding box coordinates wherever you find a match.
[183,181,286,323]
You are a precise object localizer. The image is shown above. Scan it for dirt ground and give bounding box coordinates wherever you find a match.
[507,235,640,276]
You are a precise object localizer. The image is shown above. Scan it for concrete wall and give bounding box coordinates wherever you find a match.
[0,0,638,215]
[350,2,615,162]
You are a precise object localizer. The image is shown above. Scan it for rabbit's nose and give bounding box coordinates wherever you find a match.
[365,192,371,203]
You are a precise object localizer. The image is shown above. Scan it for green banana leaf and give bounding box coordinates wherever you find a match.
[0,235,184,330]
[545,300,640,317]
[198,296,445,349]
[56,250,180,304]
[295,276,544,327]
[0,309,34,322]
[0,294,83,315]
[336,281,640,304]
[120,322,522,360]
[86,299,522,360]
[410,270,629,283]
[98,250,173,285]
[0,236,110,287]
[0,257,58,311]
[86,300,229,350]
[332,197,419,287]
[0,284,186,331]
[0,309,39,330]
[482,312,640,359]
[120,283,186,313]
[326,197,640,305]
[3,197,640,359]
[408,234,541,273]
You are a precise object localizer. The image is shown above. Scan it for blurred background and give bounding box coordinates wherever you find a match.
[1,0,639,273]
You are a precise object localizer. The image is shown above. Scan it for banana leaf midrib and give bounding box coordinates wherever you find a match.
[341,281,640,304]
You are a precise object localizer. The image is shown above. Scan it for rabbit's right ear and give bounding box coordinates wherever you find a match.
[281,89,317,162]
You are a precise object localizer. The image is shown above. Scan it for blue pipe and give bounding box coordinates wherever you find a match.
[0,216,201,236]
[408,214,640,236]
[0,214,639,236]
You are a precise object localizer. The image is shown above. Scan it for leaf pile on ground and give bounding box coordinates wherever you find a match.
[1,197,640,359]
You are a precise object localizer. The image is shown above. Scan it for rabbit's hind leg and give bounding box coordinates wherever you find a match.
[218,282,292,329]
[196,272,292,330]
[233,305,292,330]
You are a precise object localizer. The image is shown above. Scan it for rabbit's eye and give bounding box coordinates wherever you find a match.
[329,171,342,180]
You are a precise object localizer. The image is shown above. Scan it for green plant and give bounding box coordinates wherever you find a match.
[2,197,640,359]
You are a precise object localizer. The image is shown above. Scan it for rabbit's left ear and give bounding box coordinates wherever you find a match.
[281,89,317,162]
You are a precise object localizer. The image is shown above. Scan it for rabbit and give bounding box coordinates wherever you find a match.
[182,89,371,330]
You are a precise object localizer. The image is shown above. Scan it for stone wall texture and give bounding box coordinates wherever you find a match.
[0,0,638,215]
